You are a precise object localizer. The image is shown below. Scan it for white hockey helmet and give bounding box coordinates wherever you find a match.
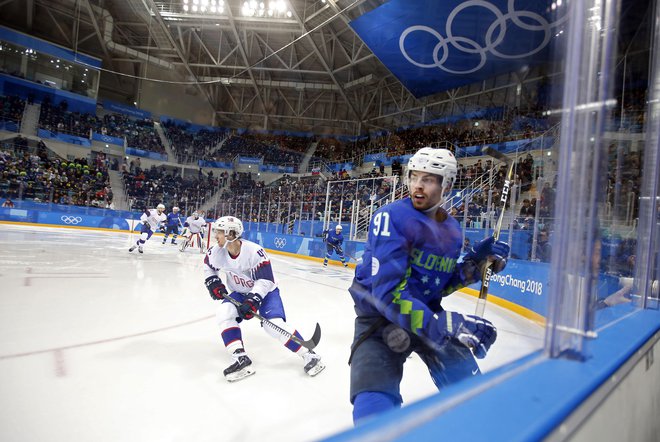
[335,225,343,230]
[212,216,244,239]
[193,211,199,218]
[407,147,457,188]
[156,203,165,211]
[172,206,179,212]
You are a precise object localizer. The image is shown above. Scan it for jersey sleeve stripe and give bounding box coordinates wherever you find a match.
[253,261,274,282]
[204,254,219,272]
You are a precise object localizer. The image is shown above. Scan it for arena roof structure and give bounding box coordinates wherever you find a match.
[0,0,646,134]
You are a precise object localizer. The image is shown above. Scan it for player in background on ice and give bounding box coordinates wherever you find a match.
[348,147,510,423]
[203,216,325,381]
[162,206,182,245]
[129,203,167,254]
[324,224,348,267]
[180,211,207,252]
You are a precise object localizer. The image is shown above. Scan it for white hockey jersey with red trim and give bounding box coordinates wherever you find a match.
[203,239,276,297]
[184,216,207,234]
[140,209,167,231]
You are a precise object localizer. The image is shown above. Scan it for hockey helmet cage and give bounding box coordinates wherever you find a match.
[407,147,457,188]
[213,216,244,239]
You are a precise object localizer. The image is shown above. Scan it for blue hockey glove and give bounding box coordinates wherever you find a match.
[443,312,497,359]
[237,293,263,320]
[205,276,228,300]
[464,236,510,274]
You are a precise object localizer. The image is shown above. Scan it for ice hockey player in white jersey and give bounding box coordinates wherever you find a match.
[129,204,167,254]
[180,211,207,252]
[203,215,325,381]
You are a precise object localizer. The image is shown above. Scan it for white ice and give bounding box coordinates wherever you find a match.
[0,224,544,442]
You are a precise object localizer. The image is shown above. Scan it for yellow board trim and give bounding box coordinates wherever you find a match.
[458,287,547,327]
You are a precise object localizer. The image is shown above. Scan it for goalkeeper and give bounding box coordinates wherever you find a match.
[323,224,348,267]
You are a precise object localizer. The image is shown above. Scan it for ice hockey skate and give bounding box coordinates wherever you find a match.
[223,350,255,382]
[138,245,143,253]
[128,245,137,252]
[303,351,325,376]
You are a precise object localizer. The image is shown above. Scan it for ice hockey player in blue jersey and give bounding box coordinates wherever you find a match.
[162,206,182,245]
[324,224,348,267]
[348,147,510,424]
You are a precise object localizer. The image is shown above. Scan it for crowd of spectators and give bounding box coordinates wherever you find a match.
[214,168,401,229]
[212,135,305,168]
[216,174,327,226]
[0,140,113,208]
[0,95,26,125]
[160,125,312,167]
[315,138,368,163]
[38,99,98,138]
[313,110,546,163]
[122,162,219,215]
[161,121,230,163]
[38,99,165,154]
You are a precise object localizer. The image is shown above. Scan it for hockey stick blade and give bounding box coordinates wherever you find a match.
[306,323,322,349]
[481,146,509,163]
[222,295,322,350]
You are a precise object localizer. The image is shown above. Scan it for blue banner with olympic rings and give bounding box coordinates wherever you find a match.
[350,0,563,97]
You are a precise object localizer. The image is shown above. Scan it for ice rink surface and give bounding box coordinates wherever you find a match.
[0,224,544,442]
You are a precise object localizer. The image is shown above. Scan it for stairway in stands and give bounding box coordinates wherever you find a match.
[20,103,41,136]
[300,141,318,172]
[107,170,129,210]
[154,122,176,162]
[205,133,232,160]
[197,182,228,216]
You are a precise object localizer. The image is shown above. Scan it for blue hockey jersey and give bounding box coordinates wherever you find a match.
[349,198,473,340]
[325,229,344,247]
[166,212,182,227]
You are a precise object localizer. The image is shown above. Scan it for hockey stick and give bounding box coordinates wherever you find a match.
[475,146,515,317]
[221,294,322,351]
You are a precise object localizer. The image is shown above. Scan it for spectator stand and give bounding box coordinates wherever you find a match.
[121,159,220,218]
[0,139,114,209]
[160,117,231,164]
[0,95,26,132]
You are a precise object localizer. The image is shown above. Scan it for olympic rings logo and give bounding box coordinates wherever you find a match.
[61,216,83,224]
[274,237,287,249]
[399,0,567,74]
